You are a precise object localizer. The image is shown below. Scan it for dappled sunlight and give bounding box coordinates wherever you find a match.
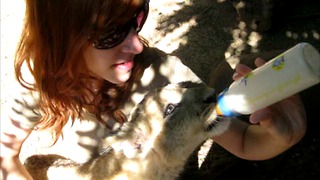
[141,67,155,86]
[247,31,262,51]
[126,52,203,115]
[216,0,227,3]
[150,0,192,16]
[225,20,263,68]
[47,167,80,180]
[19,119,106,164]
[286,29,320,40]
[153,17,197,53]
[107,158,158,180]
[112,174,131,180]
[130,92,145,106]
[2,1,320,178]
[121,160,141,175]
[146,100,161,115]
[159,84,184,105]
[159,55,199,83]
[141,0,197,53]
[312,31,320,40]
[197,138,214,168]
[145,0,319,80]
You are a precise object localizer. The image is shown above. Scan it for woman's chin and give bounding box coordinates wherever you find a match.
[109,71,132,85]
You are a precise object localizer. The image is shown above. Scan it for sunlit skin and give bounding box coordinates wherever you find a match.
[84,28,144,85]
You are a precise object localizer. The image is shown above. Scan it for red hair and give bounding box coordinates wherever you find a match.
[14,0,148,143]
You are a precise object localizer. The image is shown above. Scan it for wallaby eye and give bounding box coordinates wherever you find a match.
[164,103,178,117]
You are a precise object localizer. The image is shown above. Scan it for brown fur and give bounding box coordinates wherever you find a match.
[24,82,230,180]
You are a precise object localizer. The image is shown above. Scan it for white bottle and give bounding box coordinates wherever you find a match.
[215,42,320,117]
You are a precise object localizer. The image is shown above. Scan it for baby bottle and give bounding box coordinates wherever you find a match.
[216,42,320,117]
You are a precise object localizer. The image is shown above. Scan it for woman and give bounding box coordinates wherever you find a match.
[0,0,306,179]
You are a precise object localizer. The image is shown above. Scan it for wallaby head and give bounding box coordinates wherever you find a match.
[24,82,229,180]
[101,82,229,178]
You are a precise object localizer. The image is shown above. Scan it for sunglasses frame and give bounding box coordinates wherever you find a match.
[91,0,149,49]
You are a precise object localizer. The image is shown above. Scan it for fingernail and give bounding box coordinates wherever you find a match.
[232,72,239,80]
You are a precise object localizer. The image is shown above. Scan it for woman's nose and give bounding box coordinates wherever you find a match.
[121,28,144,54]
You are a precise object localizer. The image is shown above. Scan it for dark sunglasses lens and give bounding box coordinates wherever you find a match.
[93,26,130,49]
[93,1,149,49]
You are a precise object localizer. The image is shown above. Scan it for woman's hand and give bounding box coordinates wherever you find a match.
[213,57,307,160]
[234,58,307,146]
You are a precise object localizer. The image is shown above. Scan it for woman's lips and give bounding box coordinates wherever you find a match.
[113,59,134,71]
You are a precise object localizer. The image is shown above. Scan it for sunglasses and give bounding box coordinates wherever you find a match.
[91,0,149,49]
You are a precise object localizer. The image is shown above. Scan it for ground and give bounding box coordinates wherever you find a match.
[1,0,320,179]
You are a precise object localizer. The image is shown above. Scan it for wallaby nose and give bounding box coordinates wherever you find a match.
[203,90,217,103]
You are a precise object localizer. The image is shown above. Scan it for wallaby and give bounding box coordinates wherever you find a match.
[24,82,229,180]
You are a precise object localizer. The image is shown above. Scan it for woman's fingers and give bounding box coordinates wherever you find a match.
[233,57,267,80]
[255,57,266,67]
[233,63,252,80]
